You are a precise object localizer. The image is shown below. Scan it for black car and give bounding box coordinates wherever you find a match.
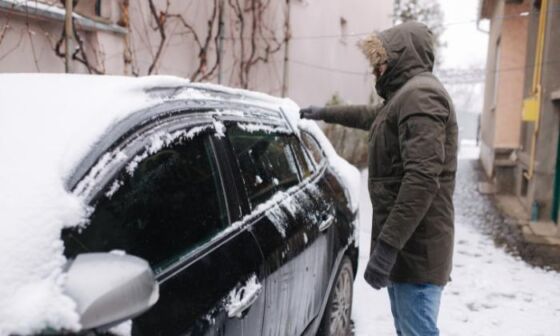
[56,84,359,336]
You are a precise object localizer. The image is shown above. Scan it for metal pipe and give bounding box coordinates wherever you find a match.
[524,0,549,180]
[217,0,225,84]
[64,0,73,73]
[281,0,291,97]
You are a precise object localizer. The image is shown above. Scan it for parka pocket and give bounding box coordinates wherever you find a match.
[368,177,401,235]
[368,177,401,200]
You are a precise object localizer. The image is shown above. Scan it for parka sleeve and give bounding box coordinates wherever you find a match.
[378,88,449,249]
[320,104,380,131]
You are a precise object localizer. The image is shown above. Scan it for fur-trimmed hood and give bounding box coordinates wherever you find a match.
[373,21,435,99]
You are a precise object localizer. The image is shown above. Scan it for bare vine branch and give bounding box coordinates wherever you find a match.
[147,0,170,74]
[0,17,9,46]
[54,0,104,74]
[167,0,220,81]
[226,0,285,88]
[24,18,40,72]
[0,0,287,86]
[119,0,139,76]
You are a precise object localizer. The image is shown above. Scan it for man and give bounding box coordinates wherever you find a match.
[300,21,457,336]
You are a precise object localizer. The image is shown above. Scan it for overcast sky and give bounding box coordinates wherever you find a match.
[439,0,489,69]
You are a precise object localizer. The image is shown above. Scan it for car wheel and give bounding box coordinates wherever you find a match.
[318,256,354,336]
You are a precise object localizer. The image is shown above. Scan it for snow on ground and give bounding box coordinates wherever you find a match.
[458,139,480,160]
[352,154,560,335]
[351,169,396,336]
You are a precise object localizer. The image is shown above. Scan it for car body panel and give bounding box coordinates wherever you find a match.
[63,99,357,336]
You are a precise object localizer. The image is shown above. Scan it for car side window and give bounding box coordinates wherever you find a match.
[289,137,314,178]
[228,126,300,208]
[62,133,229,273]
[301,131,326,167]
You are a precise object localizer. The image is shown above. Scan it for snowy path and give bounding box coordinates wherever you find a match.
[351,161,560,336]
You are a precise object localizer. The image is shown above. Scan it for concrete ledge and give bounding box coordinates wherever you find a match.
[478,181,496,194]
[522,221,560,246]
[494,195,530,222]
[551,89,560,102]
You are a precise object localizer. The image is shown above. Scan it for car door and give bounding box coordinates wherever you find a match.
[224,123,323,336]
[287,135,338,320]
[298,130,358,324]
[63,117,265,336]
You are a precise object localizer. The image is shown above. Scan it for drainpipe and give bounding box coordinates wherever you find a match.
[281,0,291,97]
[217,0,225,84]
[64,0,73,73]
[523,0,549,180]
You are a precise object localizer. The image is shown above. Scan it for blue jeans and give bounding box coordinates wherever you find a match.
[387,282,443,336]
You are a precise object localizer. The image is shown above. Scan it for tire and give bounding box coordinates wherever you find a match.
[317,256,354,336]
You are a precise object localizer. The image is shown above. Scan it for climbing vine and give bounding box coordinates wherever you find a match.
[140,0,287,87]
[53,0,105,74]
[0,0,288,88]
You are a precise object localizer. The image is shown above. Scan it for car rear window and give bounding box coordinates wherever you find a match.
[228,126,300,208]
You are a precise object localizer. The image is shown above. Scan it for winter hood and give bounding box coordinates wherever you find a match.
[375,21,435,99]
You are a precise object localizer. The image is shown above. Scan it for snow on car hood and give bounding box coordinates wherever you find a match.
[0,74,359,335]
[0,74,190,335]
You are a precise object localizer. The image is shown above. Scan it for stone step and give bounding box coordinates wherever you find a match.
[522,220,560,246]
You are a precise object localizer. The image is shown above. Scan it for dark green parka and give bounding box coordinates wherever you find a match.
[320,22,458,285]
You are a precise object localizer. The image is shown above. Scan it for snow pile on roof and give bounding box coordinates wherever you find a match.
[188,82,302,132]
[0,74,189,335]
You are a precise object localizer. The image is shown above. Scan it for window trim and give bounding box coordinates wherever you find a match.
[75,117,214,202]
[288,136,318,181]
[283,136,307,183]
[225,123,303,210]
[70,115,247,281]
[299,130,328,171]
[208,137,232,226]
[222,122,330,226]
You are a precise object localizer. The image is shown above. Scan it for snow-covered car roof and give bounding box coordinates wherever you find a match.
[0,74,359,335]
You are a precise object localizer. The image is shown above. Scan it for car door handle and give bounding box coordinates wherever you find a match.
[227,286,262,318]
[319,214,335,232]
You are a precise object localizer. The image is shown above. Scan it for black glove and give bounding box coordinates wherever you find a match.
[364,240,398,290]
[299,106,324,120]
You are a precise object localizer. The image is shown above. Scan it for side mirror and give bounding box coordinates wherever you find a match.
[64,253,159,330]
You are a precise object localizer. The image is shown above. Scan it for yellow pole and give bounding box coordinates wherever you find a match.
[524,0,548,180]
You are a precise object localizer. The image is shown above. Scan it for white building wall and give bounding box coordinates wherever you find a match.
[0,0,393,106]
[287,0,393,106]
